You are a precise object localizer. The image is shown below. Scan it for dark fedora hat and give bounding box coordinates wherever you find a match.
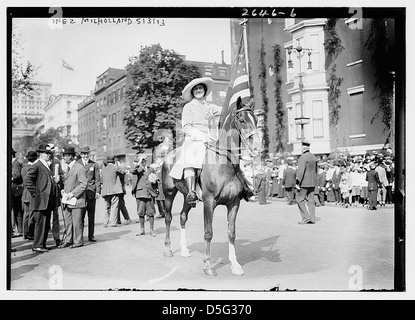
[36,144,54,153]
[106,156,115,163]
[79,145,92,153]
[25,151,38,162]
[62,146,76,155]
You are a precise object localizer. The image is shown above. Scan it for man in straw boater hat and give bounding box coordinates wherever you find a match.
[77,145,101,242]
[169,77,223,207]
[295,140,318,225]
[25,144,58,253]
[58,146,87,249]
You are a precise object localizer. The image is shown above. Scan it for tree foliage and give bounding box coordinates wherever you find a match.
[32,127,73,152]
[324,18,344,131]
[123,44,201,150]
[258,37,269,160]
[12,21,38,97]
[272,43,286,154]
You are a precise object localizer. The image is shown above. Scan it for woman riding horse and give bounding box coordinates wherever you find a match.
[163,81,261,275]
[169,77,222,207]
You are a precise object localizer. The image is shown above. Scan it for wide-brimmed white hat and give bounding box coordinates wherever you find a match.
[181,77,214,102]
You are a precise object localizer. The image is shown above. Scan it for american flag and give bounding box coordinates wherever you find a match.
[219,33,250,128]
[62,59,74,71]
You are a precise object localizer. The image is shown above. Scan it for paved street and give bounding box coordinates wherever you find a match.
[10,187,394,292]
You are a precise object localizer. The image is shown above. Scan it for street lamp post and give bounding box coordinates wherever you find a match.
[287,45,313,142]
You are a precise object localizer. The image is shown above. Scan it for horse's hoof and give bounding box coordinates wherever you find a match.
[180,250,191,258]
[231,265,244,276]
[203,267,217,276]
[163,249,173,257]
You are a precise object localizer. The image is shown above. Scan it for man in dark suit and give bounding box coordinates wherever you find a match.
[25,144,57,252]
[47,143,64,247]
[296,141,318,224]
[131,155,158,236]
[366,162,381,210]
[77,145,101,242]
[59,146,87,249]
[100,156,126,227]
[11,148,24,237]
[282,159,297,205]
[21,150,38,240]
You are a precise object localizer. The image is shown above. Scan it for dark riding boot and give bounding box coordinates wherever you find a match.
[185,176,198,207]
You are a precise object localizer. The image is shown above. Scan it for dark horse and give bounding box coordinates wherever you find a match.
[161,96,261,276]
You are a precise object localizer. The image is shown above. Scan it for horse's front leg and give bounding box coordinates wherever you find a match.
[203,199,217,276]
[163,191,176,257]
[180,198,192,257]
[227,200,244,275]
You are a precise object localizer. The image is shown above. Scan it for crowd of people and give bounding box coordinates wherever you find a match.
[243,148,395,211]
[10,143,167,253]
[10,142,395,253]
[10,75,395,253]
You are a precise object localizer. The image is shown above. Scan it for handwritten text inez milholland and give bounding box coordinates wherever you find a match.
[80,18,166,26]
[49,18,166,26]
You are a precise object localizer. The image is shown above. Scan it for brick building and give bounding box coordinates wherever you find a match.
[230,17,395,157]
[78,58,231,166]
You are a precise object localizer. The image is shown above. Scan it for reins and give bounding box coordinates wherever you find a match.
[205,107,258,159]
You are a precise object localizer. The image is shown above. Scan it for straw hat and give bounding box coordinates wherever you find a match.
[181,77,214,102]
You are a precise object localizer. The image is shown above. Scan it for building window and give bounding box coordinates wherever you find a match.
[103,116,107,130]
[312,100,324,138]
[310,34,320,71]
[348,92,365,135]
[67,111,71,121]
[66,101,71,109]
[205,65,213,76]
[219,67,227,77]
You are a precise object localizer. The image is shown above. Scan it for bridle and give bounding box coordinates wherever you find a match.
[205,106,259,159]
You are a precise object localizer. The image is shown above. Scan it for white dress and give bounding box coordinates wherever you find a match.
[169,98,222,179]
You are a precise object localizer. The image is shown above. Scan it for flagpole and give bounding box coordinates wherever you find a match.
[240,18,250,87]
[239,18,256,192]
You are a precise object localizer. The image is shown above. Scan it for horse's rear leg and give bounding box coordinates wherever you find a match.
[180,198,192,257]
[163,190,177,257]
[227,201,244,275]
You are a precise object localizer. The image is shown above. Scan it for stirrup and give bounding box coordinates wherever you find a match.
[186,190,199,207]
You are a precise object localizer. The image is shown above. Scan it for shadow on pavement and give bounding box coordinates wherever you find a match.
[11,264,39,282]
[95,229,132,242]
[188,235,282,272]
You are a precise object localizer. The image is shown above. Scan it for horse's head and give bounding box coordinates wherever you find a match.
[232,96,261,162]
